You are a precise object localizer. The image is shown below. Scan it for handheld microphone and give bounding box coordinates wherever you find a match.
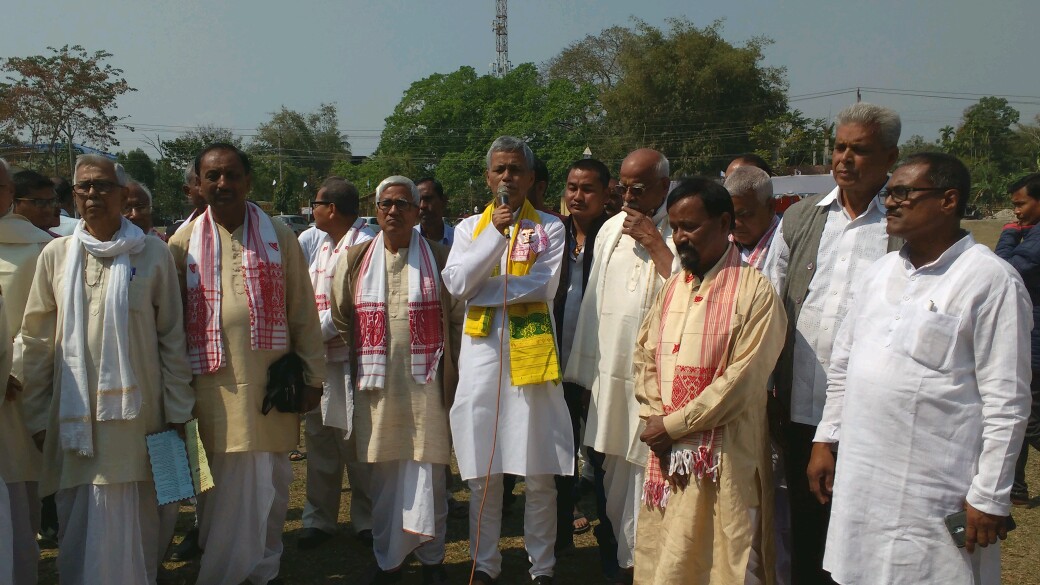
[496,184,513,237]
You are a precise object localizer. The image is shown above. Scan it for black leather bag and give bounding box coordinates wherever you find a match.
[262,352,306,415]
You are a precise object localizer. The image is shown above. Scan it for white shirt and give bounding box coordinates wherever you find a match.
[762,186,890,426]
[299,223,375,340]
[815,235,1031,585]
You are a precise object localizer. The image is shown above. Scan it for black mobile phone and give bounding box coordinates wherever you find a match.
[944,510,1017,548]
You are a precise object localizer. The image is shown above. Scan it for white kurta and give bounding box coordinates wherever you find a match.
[442,211,574,480]
[565,205,678,466]
[815,235,1031,585]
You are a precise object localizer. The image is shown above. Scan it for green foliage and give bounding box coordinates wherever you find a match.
[898,135,941,159]
[375,63,598,216]
[1,45,135,174]
[598,18,788,174]
[117,148,156,188]
[947,97,1021,174]
[159,125,241,173]
[749,110,830,172]
[933,97,1037,211]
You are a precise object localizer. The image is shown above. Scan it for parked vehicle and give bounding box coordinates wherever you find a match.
[273,214,310,235]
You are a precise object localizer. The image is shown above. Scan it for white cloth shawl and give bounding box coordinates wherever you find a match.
[60,218,146,457]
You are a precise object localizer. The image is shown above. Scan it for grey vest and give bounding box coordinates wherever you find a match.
[773,193,902,422]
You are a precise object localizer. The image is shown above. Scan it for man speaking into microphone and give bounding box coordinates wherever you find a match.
[442,136,573,585]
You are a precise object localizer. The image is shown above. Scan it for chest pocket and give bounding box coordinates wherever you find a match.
[905,307,960,371]
[128,274,153,314]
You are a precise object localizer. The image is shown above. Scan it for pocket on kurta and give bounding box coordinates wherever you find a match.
[128,276,154,314]
[905,308,960,371]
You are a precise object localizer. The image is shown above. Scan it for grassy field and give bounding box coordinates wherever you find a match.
[35,218,1040,584]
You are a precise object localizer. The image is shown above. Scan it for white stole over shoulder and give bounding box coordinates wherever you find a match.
[59,218,146,457]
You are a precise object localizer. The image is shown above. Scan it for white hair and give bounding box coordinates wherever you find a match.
[127,179,153,205]
[183,163,196,185]
[652,151,670,179]
[835,103,902,149]
[0,157,9,176]
[375,175,420,205]
[74,154,127,186]
[486,135,534,170]
[724,166,773,204]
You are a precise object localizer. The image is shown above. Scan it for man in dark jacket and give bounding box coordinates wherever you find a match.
[995,172,1040,506]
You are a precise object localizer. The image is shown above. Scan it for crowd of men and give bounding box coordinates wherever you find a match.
[0,100,1036,585]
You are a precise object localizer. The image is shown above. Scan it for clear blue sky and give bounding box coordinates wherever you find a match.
[4,0,1038,158]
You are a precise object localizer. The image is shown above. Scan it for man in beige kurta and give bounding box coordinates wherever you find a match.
[168,144,325,585]
[0,158,51,585]
[331,176,463,584]
[20,156,195,585]
[633,178,786,585]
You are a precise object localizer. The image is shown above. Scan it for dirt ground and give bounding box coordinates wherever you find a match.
[35,218,1039,584]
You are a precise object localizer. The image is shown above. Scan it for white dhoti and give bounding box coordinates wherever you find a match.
[197,452,292,585]
[0,480,11,585]
[302,409,372,534]
[368,461,447,570]
[5,482,39,585]
[468,473,557,579]
[602,454,643,569]
[55,482,160,585]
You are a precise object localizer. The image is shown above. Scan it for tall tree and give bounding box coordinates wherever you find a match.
[117,148,156,188]
[250,104,350,182]
[749,110,830,172]
[947,96,1020,173]
[598,18,788,174]
[541,25,632,94]
[376,63,597,215]
[1,45,135,173]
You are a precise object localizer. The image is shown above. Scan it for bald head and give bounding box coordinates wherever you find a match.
[618,148,670,216]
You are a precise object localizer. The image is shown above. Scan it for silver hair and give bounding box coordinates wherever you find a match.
[652,151,670,179]
[485,135,534,170]
[183,163,196,185]
[127,179,153,205]
[375,175,420,205]
[724,166,773,204]
[74,154,127,186]
[835,103,902,149]
[0,157,9,176]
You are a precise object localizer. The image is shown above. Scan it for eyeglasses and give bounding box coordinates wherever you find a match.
[614,183,647,197]
[123,204,151,214]
[73,180,120,196]
[376,198,414,210]
[15,197,60,208]
[885,186,949,204]
[310,200,333,208]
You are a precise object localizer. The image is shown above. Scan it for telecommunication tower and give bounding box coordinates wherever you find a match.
[491,0,511,77]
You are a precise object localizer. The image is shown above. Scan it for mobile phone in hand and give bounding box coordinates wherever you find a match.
[944,510,1017,548]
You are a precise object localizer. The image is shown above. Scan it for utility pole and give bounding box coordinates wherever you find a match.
[491,0,510,77]
[856,87,862,103]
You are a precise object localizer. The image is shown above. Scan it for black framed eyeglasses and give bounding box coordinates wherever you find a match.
[885,186,949,204]
[376,198,414,210]
[310,200,333,208]
[73,180,119,196]
[15,197,60,208]
[613,183,646,197]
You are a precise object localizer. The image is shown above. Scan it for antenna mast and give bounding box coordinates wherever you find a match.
[492,0,510,77]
